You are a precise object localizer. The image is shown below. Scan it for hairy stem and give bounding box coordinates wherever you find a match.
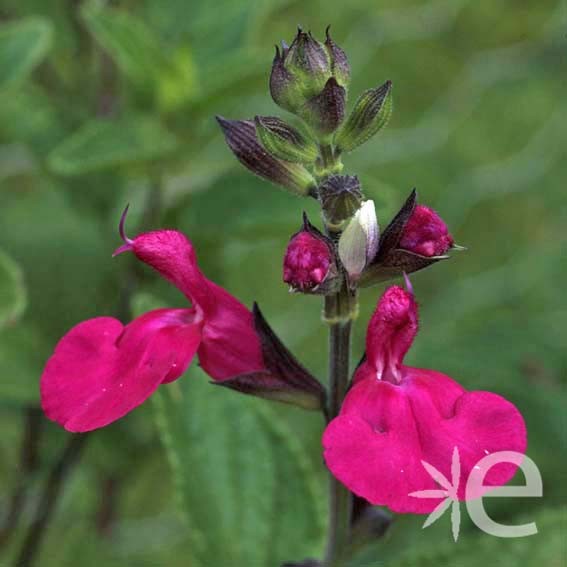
[324,286,354,566]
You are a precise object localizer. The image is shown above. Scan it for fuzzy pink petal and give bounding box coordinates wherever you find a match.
[324,379,441,514]
[197,281,264,381]
[406,371,527,500]
[41,309,202,432]
[128,230,264,380]
[132,231,214,313]
[357,286,418,384]
[323,369,527,514]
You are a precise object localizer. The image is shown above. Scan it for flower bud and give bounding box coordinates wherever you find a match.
[335,80,393,154]
[269,27,350,126]
[359,189,460,287]
[399,205,454,257]
[285,28,332,96]
[254,115,318,163]
[324,26,350,87]
[269,44,304,113]
[302,77,346,136]
[338,200,379,282]
[318,174,363,230]
[217,116,316,196]
[283,213,339,294]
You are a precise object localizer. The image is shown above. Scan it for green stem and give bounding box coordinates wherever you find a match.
[324,286,355,567]
[319,143,335,169]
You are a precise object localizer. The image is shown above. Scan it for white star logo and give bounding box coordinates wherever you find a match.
[409,446,462,541]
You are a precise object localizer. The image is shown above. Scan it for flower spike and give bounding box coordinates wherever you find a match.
[112,204,134,257]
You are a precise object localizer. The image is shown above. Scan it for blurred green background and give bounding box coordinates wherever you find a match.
[0,0,565,565]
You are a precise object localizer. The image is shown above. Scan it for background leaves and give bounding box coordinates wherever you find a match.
[0,0,565,565]
[48,115,178,175]
[0,249,27,329]
[154,375,326,567]
[0,17,52,88]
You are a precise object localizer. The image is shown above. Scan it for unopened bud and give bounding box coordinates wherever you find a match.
[359,189,461,287]
[318,175,363,230]
[254,116,318,163]
[325,26,350,87]
[399,205,454,256]
[302,77,346,136]
[269,27,350,123]
[217,116,316,196]
[338,200,379,281]
[269,44,304,113]
[335,80,393,154]
[286,28,331,96]
[283,213,339,294]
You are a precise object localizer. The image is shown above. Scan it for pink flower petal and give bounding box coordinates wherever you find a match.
[197,281,265,380]
[323,368,526,514]
[130,230,264,380]
[354,286,418,384]
[41,309,202,432]
[324,379,439,514]
[408,375,527,499]
[132,231,214,313]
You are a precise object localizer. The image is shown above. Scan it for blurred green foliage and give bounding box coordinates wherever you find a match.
[0,0,565,565]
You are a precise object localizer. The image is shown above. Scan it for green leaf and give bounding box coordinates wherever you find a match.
[0,323,45,405]
[0,17,53,88]
[81,3,197,110]
[0,249,27,329]
[0,85,65,156]
[47,115,178,175]
[383,507,566,567]
[153,374,326,566]
[82,3,166,88]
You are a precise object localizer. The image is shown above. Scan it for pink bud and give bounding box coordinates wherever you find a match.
[283,214,335,292]
[399,205,453,257]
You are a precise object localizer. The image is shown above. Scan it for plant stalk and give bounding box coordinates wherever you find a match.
[323,287,354,567]
[318,139,355,566]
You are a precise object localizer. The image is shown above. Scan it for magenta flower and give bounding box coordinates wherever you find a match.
[322,283,526,514]
[283,213,338,294]
[41,213,264,433]
[399,204,454,257]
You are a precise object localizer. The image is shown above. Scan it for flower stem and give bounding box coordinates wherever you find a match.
[319,143,335,169]
[324,285,355,567]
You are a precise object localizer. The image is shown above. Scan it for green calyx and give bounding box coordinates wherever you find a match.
[254,116,319,164]
[335,80,393,154]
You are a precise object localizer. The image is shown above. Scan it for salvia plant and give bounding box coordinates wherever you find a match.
[40,27,527,566]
